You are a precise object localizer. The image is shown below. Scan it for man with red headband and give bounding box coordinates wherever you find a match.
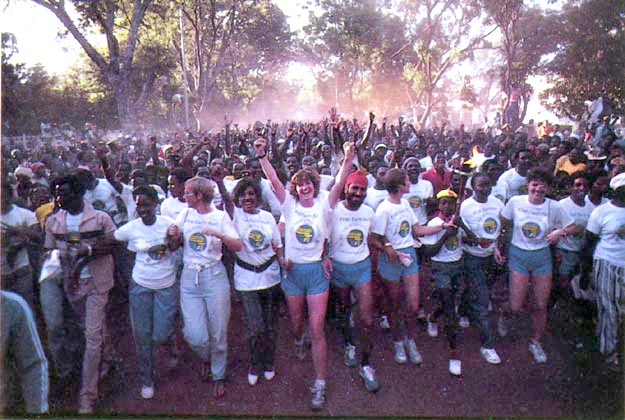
[324,144,380,392]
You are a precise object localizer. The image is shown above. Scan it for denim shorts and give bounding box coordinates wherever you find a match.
[377,247,419,282]
[331,257,372,288]
[508,244,552,276]
[281,261,329,296]
[555,248,581,277]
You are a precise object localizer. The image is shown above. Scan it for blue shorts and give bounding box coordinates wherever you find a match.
[508,245,552,276]
[331,257,371,289]
[281,261,329,296]
[555,248,581,277]
[377,247,419,282]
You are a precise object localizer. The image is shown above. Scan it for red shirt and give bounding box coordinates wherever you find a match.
[421,167,451,195]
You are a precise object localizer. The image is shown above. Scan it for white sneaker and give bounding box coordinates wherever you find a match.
[248,372,259,386]
[449,359,462,376]
[344,343,357,368]
[393,341,407,364]
[528,341,547,364]
[458,316,470,329]
[379,315,391,330]
[480,347,502,364]
[310,382,326,411]
[359,365,380,392]
[427,315,438,337]
[405,338,423,365]
[263,370,275,381]
[417,307,427,320]
[141,385,154,399]
[497,316,509,337]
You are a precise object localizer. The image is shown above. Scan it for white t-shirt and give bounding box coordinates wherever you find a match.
[585,195,609,207]
[1,205,37,273]
[114,216,177,289]
[85,178,125,225]
[364,187,388,212]
[281,194,329,264]
[501,196,571,251]
[233,207,282,291]
[160,196,188,220]
[372,198,417,250]
[421,216,463,262]
[557,197,595,252]
[419,155,433,170]
[498,168,526,197]
[586,202,625,267]
[328,201,374,264]
[403,180,434,225]
[460,196,504,257]
[175,207,239,267]
[119,184,137,221]
[319,174,334,191]
[490,179,510,203]
[260,178,282,220]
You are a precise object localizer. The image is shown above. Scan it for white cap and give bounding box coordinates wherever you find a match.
[609,172,625,190]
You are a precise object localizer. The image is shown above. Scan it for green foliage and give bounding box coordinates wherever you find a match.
[543,0,625,119]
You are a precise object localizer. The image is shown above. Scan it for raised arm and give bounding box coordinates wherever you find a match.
[253,138,286,204]
[328,142,356,208]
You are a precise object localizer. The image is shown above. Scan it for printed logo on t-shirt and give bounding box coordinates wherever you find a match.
[521,222,541,239]
[399,221,410,237]
[92,200,106,211]
[147,244,167,260]
[295,224,315,244]
[408,196,422,209]
[444,236,459,251]
[495,194,505,202]
[188,232,208,251]
[346,229,365,247]
[617,224,625,240]
[483,217,498,234]
[248,229,266,249]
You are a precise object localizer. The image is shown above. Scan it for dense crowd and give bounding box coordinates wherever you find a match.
[1,111,625,414]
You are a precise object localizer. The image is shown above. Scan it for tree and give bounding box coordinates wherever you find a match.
[543,0,625,120]
[29,0,155,128]
[173,0,292,129]
[397,0,497,127]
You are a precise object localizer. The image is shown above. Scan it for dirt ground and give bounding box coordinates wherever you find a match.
[39,284,624,419]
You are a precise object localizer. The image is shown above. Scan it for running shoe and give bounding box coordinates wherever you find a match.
[480,347,502,364]
[427,315,438,337]
[405,338,423,365]
[379,315,391,330]
[449,359,462,376]
[393,340,407,364]
[141,385,154,399]
[310,382,326,411]
[458,316,470,329]
[359,365,380,392]
[417,307,427,320]
[344,344,357,368]
[528,341,547,364]
[264,370,276,380]
[247,372,259,386]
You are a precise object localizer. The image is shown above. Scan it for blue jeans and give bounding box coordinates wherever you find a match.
[464,254,496,348]
[129,280,178,386]
[180,263,230,381]
[239,285,281,372]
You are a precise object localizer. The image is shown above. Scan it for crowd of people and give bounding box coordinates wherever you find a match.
[1,111,625,414]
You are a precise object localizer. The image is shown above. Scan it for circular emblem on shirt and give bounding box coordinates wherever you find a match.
[189,232,208,251]
[399,221,410,237]
[617,224,625,240]
[346,229,365,247]
[295,224,315,244]
[248,229,266,249]
[92,200,105,210]
[483,217,498,235]
[444,236,459,251]
[521,222,541,239]
[408,196,422,209]
[147,244,167,260]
